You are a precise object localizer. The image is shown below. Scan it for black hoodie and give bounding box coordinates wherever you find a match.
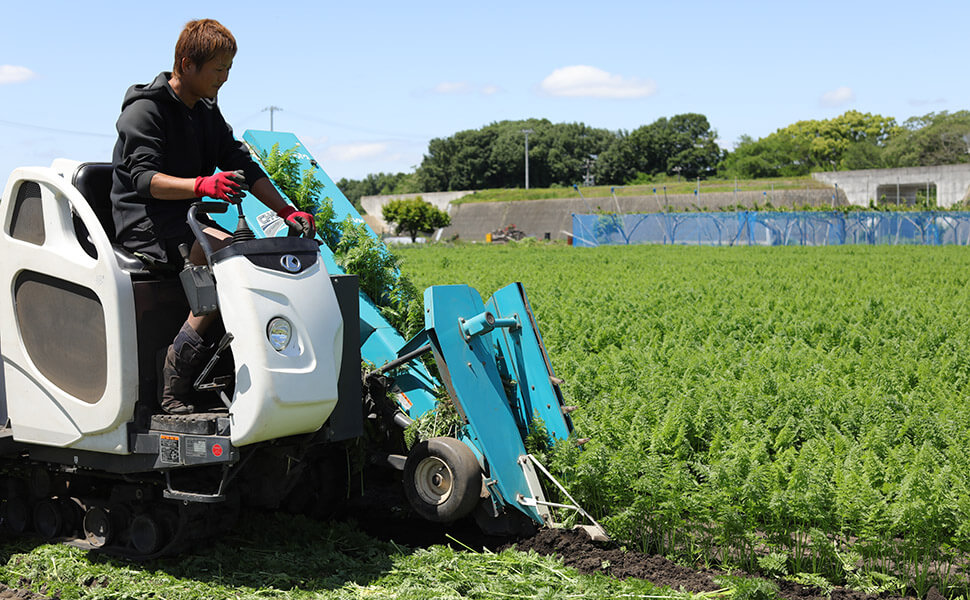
[110,71,265,263]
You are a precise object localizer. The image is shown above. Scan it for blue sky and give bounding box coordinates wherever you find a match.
[1,0,966,185]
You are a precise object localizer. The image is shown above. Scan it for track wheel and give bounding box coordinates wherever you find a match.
[83,506,114,548]
[403,437,482,523]
[34,499,75,539]
[130,514,165,556]
[1,479,30,534]
[3,496,30,534]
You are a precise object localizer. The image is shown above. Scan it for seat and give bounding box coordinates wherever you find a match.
[71,163,150,273]
[71,162,116,240]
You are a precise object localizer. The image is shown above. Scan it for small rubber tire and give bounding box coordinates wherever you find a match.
[33,500,64,539]
[403,437,482,523]
[130,514,164,556]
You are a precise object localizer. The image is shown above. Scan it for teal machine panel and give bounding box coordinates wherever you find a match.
[226,131,577,527]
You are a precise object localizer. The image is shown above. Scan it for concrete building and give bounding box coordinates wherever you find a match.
[813,164,970,208]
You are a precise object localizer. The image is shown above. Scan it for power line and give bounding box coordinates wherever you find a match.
[0,118,114,138]
[281,110,431,141]
[232,111,266,127]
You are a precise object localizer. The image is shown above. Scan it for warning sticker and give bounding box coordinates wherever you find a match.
[159,435,181,464]
[186,439,208,459]
[397,392,413,411]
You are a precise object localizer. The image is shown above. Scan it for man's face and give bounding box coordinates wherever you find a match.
[183,52,233,100]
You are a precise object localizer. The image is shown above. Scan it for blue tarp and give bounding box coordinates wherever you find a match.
[571,212,970,247]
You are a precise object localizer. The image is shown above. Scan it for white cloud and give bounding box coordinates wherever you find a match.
[0,65,37,85]
[820,86,855,107]
[539,65,657,99]
[481,84,502,96]
[433,81,472,94]
[323,142,389,162]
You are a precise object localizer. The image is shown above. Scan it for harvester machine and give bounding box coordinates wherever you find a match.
[0,130,605,557]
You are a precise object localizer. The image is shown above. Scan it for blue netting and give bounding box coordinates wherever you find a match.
[571,212,970,247]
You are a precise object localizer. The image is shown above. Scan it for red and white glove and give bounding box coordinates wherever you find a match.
[194,170,246,203]
[277,205,316,236]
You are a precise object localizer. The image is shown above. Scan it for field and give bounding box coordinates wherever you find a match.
[394,243,970,597]
[2,243,969,598]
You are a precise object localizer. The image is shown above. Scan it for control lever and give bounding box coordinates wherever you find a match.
[231,202,256,243]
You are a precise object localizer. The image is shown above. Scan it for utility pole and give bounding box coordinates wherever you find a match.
[521,129,533,189]
[263,106,283,131]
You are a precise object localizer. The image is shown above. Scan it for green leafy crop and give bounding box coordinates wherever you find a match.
[397,242,970,597]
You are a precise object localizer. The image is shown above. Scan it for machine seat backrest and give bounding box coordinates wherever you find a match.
[71,162,116,241]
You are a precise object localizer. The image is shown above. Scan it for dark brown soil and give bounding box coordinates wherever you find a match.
[509,528,914,600]
[512,528,721,592]
[343,478,921,599]
[0,583,54,600]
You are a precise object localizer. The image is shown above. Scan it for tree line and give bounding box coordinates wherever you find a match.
[336,110,970,205]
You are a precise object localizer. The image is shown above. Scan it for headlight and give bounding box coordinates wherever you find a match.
[267,317,292,352]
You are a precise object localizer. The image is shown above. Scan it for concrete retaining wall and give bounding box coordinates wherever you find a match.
[439,189,843,242]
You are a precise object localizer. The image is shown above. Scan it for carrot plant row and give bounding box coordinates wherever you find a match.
[396,242,970,597]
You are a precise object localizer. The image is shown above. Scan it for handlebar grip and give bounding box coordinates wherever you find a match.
[186,202,227,266]
[192,201,230,215]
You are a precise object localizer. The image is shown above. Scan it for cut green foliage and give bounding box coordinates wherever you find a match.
[333,217,423,338]
[0,512,667,600]
[256,144,422,338]
[259,142,323,214]
[713,575,780,600]
[404,392,464,448]
[258,142,341,246]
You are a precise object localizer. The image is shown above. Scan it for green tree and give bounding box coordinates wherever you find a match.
[841,140,887,170]
[382,197,451,242]
[883,111,970,167]
[416,119,616,190]
[718,111,898,178]
[593,130,637,185]
[660,113,723,178]
[336,172,420,209]
[595,114,721,184]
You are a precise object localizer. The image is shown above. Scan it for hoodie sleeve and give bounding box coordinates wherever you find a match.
[115,98,164,198]
[212,106,266,186]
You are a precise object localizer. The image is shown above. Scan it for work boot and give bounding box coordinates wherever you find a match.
[160,323,213,414]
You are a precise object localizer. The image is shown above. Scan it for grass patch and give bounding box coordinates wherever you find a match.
[454,177,828,204]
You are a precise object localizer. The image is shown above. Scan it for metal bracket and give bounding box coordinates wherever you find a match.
[162,465,229,503]
[516,454,609,541]
[194,332,234,408]
[459,311,520,341]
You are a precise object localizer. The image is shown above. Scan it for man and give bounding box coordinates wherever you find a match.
[111,18,314,414]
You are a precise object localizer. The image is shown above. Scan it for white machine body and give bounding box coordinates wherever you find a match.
[0,161,138,453]
[212,246,343,446]
[0,159,343,453]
